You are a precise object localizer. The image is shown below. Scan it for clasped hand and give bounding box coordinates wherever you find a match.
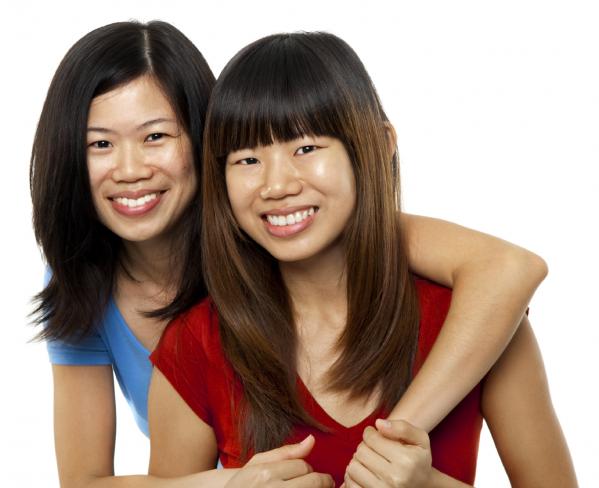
[225,435,334,487]
[225,419,431,488]
[342,419,432,488]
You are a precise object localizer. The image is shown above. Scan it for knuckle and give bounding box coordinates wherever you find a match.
[355,442,368,459]
[249,452,264,464]
[346,460,360,478]
[388,471,406,487]
[307,472,334,487]
[258,466,274,482]
[292,459,312,475]
[404,454,418,468]
[363,426,377,442]
[344,472,356,488]
[394,420,409,435]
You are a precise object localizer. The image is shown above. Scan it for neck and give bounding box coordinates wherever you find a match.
[280,245,348,333]
[120,235,178,289]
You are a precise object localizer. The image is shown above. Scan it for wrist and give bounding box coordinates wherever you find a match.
[429,467,472,488]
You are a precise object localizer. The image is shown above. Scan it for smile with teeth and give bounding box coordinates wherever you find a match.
[265,207,316,226]
[113,193,159,208]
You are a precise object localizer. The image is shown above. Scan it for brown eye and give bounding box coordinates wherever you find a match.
[89,140,112,149]
[238,157,259,165]
[145,133,165,142]
[295,145,317,155]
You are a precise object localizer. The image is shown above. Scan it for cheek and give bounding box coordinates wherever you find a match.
[225,169,255,209]
[86,157,110,199]
[225,172,244,218]
[341,170,356,203]
[310,158,356,201]
[167,142,194,175]
[168,144,197,197]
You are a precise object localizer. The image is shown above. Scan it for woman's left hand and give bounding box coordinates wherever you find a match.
[343,419,432,488]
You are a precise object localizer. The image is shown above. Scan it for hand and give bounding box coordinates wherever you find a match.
[343,419,432,488]
[226,435,334,487]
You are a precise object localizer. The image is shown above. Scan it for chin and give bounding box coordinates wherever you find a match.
[266,247,319,264]
[109,224,163,243]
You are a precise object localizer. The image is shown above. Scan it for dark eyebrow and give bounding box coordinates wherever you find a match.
[87,127,114,133]
[87,118,177,133]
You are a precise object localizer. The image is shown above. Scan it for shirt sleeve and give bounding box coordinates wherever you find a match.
[150,313,212,426]
[47,332,112,365]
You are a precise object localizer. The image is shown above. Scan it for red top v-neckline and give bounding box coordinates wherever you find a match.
[296,375,384,432]
[152,279,484,487]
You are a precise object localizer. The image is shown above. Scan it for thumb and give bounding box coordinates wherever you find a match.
[248,435,315,465]
[374,419,429,448]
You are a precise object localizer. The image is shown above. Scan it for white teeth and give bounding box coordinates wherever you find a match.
[266,207,316,227]
[114,193,158,208]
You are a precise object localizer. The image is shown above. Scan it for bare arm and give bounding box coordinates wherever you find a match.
[391,214,548,431]
[52,365,217,488]
[482,317,577,487]
[148,368,220,478]
[148,369,334,488]
[345,317,575,487]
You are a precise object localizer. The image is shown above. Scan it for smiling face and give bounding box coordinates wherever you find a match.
[86,75,196,245]
[225,136,356,264]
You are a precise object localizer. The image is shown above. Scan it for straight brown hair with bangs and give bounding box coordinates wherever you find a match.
[202,32,419,456]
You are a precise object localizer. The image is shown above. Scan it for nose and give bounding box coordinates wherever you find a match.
[111,142,153,182]
[259,157,302,200]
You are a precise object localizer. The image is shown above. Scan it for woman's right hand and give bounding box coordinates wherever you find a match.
[225,435,334,487]
[344,420,433,488]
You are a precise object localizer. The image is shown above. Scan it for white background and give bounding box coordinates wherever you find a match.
[2,0,597,486]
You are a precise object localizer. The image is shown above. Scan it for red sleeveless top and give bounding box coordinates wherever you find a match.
[151,280,483,486]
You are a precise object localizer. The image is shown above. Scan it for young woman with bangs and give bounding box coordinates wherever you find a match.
[148,32,576,487]
[34,21,551,487]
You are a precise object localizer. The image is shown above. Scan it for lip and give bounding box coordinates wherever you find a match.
[109,190,165,217]
[109,189,164,199]
[262,206,318,238]
[261,205,316,217]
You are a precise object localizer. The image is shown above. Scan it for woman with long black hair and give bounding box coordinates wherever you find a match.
[33,22,549,487]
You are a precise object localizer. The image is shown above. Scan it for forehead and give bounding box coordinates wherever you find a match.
[88,76,176,126]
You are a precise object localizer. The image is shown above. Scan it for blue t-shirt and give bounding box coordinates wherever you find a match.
[47,297,152,437]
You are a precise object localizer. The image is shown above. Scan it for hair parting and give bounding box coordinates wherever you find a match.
[31,20,215,342]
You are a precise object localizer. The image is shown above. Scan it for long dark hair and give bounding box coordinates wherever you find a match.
[202,32,419,456]
[31,20,215,342]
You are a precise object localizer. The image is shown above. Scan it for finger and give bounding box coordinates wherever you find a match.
[375,419,429,448]
[346,456,384,488]
[362,426,419,463]
[353,440,391,477]
[355,434,433,487]
[285,471,335,487]
[248,435,315,465]
[343,471,362,488]
[248,459,313,482]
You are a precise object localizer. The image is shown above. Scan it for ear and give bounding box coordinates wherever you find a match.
[384,122,398,157]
